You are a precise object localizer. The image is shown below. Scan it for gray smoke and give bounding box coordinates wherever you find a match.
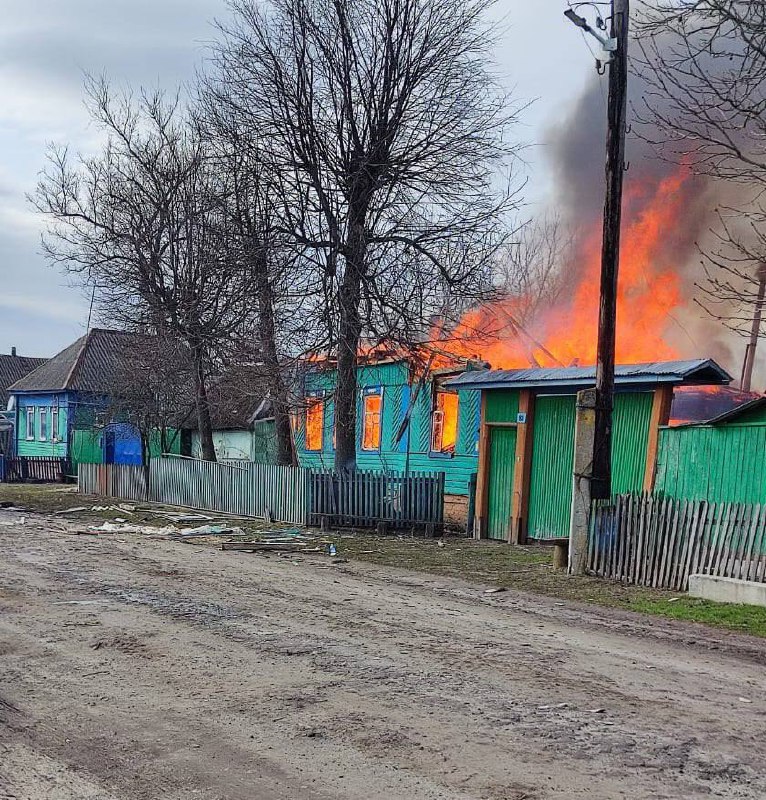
[544,63,742,383]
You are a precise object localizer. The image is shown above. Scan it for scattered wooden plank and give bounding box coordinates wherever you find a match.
[221,541,312,552]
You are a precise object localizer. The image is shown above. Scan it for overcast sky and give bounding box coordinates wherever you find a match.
[0,1,595,358]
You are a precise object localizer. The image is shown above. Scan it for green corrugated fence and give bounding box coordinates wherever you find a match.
[655,423,766,503]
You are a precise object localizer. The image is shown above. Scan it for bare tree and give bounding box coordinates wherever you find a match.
[493,215,571,327]
[209,0,521,470]
[194,104,314,465]
[101,334,196,464]
[696,207,766,390]
[428,214,572,367]
[33,78,259,460]
[636,1,766,385]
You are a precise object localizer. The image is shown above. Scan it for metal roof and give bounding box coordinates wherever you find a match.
[699,395,766,426]
[0,353,48,407]
[445,359,732,391]
[8,329,149,394]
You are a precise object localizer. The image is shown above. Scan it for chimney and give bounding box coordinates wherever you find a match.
[11,347,16,357]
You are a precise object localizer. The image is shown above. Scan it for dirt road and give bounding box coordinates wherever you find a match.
[0,510,764,800]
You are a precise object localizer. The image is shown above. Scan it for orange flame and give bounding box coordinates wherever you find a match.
[437,167,694,369]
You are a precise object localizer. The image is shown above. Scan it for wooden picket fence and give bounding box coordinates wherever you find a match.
[588,494,766,590]
[310,469,445,531]
[0,455,71,483]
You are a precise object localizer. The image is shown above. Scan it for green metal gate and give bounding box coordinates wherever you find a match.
[486,426,516,541]
[527,395,576,539]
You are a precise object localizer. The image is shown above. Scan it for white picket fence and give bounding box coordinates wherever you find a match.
[78,457,309,525]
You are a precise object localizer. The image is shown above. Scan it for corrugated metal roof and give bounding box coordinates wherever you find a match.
[0,354,48,408]
[8,329,148,394]
[446,359,732,391]
[700,395,766,425]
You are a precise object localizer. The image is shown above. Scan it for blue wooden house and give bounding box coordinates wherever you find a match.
[6,328,181,469]
[294,358,482,522]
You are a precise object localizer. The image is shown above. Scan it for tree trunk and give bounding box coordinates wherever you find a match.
[253,247,295,465]
[192,345,217,462]
[333,210,366,472]
[741,263,766,393]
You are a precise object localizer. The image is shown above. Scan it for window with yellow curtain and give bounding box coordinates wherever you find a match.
[361,392,382,451]
[431,391,459,453]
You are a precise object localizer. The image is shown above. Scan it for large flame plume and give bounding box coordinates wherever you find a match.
[436,165,703,370]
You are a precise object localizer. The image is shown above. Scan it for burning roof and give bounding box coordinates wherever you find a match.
[669,385,762,426]
[446,359,731,392]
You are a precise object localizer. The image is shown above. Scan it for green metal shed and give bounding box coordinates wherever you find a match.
[447,359,731,543]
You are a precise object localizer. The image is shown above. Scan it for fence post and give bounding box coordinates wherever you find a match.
[569,388,597,575]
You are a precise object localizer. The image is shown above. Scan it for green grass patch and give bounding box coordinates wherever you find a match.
[628,597,766,638]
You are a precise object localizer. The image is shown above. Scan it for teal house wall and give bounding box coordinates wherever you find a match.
[295,360,480,495]
[190,420,276,463]
[15,393,70,458]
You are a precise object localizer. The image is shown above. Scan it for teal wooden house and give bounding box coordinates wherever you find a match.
[294,359,482,515]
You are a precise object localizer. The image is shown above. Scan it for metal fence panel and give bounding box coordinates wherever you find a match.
[80,457,309,525]
[78,463,148,502]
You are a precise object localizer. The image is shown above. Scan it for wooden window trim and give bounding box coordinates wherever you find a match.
[304,394,325,452]
[38,407,49,441]
[51,407,60,442]
[430,389,459,456]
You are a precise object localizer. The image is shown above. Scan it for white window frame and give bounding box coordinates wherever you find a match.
[51,407,60,442]
[25,407,35,440]
[38,407,48,441]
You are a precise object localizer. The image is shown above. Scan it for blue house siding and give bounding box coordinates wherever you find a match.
[13,391,144,466]
[295,361,480,495]
[15,393,70,458]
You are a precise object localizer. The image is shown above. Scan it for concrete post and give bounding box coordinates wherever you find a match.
[569,388,597,575]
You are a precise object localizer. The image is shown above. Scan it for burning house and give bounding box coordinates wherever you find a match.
[294,355,484,524]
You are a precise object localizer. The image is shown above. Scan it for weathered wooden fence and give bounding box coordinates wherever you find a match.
[79,458,309,526]
[0,455,71,483]
[79,460,445,531]
[589,494,766,590]
[310,470,444,530]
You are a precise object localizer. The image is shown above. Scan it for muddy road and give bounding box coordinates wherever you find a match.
[0,510,764,799]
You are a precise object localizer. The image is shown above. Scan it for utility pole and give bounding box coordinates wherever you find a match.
[741,263,766,393]
[593,0,629,499]
[566,0,630,500]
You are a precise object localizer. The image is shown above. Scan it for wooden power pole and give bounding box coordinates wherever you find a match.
[741,263,766,393]
[591,0,630,500]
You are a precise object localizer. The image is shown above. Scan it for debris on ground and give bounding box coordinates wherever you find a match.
[159,512,213,523]
[82,521,178,536]
[178,524,244,537]
[221,541,322,553]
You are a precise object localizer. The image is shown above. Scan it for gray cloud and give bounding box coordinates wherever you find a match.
[0,0,594,357]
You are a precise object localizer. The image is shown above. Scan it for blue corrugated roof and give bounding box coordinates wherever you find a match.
[446,359,731,391]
